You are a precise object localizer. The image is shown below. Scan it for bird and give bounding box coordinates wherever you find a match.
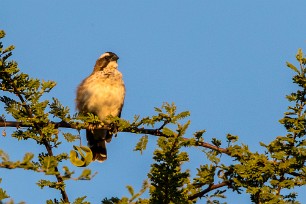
[76,52,125,162]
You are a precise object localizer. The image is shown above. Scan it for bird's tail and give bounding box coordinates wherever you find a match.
[86,129,112,162]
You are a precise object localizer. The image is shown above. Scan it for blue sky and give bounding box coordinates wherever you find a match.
[1,1,306,203]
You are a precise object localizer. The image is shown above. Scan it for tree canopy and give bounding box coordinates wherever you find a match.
[0,30,306,204]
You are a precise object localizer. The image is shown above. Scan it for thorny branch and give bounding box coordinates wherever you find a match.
[0,120,230,155]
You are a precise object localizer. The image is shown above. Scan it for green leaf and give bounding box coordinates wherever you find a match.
[2,45,15,54]
[134,135,148,154]
[193,129,206,141]
[0,149,10,162]
[154,107,162,113]
[0,30,5,39]
[20,152,34,165]
[126,185,134,196]
[0,178,9,200]
[174,111,190,120]
[296,48,303,62]
[37,179,64,190]
[73,196,90,204]
[62,166,74,180]
[78,169,95,180]
[63,133,80,142]
[226,134,239,143]
[161,127,174,136]
[40,155,58,175]
[286,62,300,74]
[49,97,70,121]
[211,138,221,147]
[101,197,120,204]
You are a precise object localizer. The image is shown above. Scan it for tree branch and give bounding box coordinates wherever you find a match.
[0,120,230,155]
[0,118,69,200]
[197,141,230,155]
[188,181,229,200]
[0,162,43,172]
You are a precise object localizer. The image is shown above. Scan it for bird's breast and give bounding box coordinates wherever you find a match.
[77,70,125,122]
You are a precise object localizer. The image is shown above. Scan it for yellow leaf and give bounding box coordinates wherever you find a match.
[69,145,93,167]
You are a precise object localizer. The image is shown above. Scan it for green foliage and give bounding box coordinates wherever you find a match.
[37,179,65,191]
[117,102,190,134]
[134,135,148,154]
[63,132,80,143]
[101,197,120,204]
[49,97,71,122]
[0,178,9,200]
[148,120,192,203]
[1,29,306,204]
[110,50,306,203]
[126,180,150,203]
[73,196,90,204]
[101,181,150,204]
[223,49,306,203]
[0,30,93,203]
[0,149,40,171]
[45,197,90,204]
[77,169,96,180]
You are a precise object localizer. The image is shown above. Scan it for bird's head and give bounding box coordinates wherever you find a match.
[92,52,119,73]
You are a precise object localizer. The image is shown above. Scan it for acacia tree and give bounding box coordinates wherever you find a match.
[0,30,306,204]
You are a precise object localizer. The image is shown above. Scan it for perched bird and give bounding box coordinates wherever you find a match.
[76,52,125,162]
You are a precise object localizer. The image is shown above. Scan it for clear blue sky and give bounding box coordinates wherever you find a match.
[1,1,306,203]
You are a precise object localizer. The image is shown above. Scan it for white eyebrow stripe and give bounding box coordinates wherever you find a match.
[99,52,110,59]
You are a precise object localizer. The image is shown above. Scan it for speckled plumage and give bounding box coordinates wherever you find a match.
[76,52,125,162]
